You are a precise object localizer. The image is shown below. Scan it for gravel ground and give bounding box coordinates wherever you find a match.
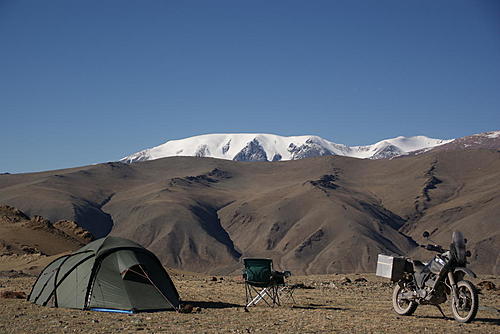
[0,272,498,334]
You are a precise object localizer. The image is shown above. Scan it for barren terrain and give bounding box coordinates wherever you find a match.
[1,267,498,334]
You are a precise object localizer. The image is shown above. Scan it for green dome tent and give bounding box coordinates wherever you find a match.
[28,236,180,313]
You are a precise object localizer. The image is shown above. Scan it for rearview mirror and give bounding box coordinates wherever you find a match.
[464,238,468,244]
[465,251,471,257]
[422,231,430,239]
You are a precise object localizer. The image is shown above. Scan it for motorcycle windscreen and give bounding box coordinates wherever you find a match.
[451,231,466,265]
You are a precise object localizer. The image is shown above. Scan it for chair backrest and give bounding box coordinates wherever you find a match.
[243,258,273,285]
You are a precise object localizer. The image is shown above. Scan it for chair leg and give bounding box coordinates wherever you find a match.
[289,289,296,304]
[274,286,281,306]
[244,283,251,311]
[278,286,296,305]
[245,283,250,305]
[246,286,274,308]
[245,283,293,309]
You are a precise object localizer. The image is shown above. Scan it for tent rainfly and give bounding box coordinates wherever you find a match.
[28,236,180,313]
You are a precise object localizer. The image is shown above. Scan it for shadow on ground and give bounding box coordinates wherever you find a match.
[415,315,500,325]
[474,318,500,325]
[183,300,242,309]
[292,304,347,311]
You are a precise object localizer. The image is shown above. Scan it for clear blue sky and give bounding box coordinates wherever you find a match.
[1,0,499,173]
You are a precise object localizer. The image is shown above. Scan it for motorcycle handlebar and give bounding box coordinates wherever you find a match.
[425,244,445,253]
[418,243,446,253]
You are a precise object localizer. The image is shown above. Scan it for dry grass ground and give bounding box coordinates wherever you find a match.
[1,270,498,334]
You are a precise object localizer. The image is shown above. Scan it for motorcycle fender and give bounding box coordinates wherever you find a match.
[454,267,477,278]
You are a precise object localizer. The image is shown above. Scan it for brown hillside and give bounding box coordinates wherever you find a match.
[0,150,498,274]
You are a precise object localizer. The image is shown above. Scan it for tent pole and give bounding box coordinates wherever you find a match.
[138,264,178,311]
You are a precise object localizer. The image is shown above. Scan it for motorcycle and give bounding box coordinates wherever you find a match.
[392,231,479,323]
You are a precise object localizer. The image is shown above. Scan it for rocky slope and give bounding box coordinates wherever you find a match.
[0,205,93,256]
[413,130,500,155]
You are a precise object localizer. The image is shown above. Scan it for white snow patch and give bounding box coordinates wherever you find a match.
[484,131,500,139]
[121,133,455,163]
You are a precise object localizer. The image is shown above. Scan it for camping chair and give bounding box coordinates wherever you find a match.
[242,258,295,310]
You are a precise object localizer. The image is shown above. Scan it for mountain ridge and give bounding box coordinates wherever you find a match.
[121,133,454,163]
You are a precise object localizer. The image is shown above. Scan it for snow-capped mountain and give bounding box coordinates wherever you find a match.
[121,133,453,163]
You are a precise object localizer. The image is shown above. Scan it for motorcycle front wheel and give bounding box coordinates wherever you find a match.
[392,283,418,315]
[450,280,479,323]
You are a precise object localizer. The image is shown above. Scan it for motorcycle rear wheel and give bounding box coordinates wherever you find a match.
[392,284,418,315]
[450,280,479,323]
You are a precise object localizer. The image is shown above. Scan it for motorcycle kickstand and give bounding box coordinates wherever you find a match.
[435,305,448,319]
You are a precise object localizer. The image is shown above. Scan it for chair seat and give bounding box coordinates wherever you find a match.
[246,280,273,288]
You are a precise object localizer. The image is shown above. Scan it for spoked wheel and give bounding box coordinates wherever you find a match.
[450,280,479,323]
[392,283,418,315]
